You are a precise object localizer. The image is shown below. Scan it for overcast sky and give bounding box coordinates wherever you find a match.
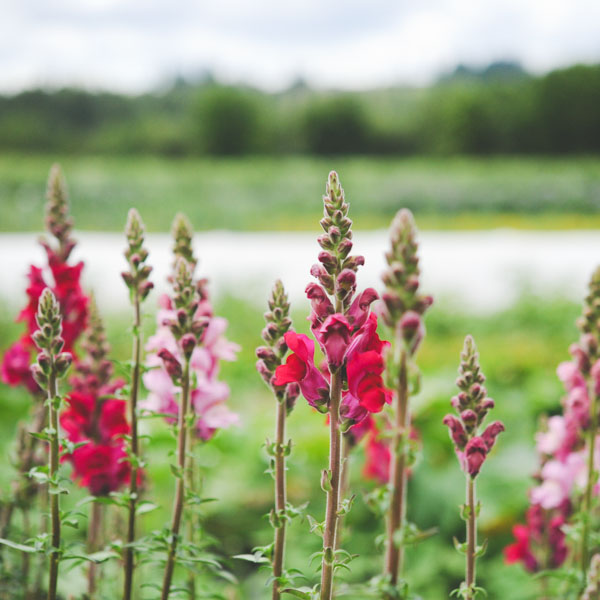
[2,0,600,94]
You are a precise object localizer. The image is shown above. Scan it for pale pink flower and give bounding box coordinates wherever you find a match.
[535,416,567,456]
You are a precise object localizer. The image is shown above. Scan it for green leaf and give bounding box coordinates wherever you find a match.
[281,588,312,599]
[233,553,270,564]
[0,538,38,554]
[136,502,159,516]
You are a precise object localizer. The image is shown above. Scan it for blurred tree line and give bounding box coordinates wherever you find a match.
[1,62,599,156]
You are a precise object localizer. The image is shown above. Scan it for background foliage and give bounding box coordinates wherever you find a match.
[1,62,599,157]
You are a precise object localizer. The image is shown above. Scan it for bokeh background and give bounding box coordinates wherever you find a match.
[1,1,600,598]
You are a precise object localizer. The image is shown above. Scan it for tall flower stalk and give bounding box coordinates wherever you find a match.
[380,209,432,587]
[30,288,73,600]
[274,171,388,600]
[1,164,88,542]
[160,257,207,599]
[60,295,132,597]
[256,280,297,600]
[576,267,600,580]
[121,209,153,599]
[443,336,504,600]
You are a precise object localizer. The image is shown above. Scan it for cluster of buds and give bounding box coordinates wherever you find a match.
[42,164,75,263]
[312,171,364,307]
[381,209,433,355]
[443,336,504,478]
[572,266,600,375]
[171,213,197,272]
[121,209,153,302]
[256,280,299,413]
[162,258,207,365]
[30,289,72,391]
[70,296,114,395]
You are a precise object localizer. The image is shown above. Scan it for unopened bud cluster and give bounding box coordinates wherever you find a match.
[122,209,154,302]
[43,164,76,262]
[171,213,197,272]
[30,288,72,390]
[381,209,432,355]
[72,296,112,392]
[256,280,299,412]
[165,258,207,360]
[443,336,504,478]
[311,171,364,307]
[572,266,600,374]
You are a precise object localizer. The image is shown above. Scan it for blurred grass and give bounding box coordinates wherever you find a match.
[1,154,600,232]
[0,292,581,599]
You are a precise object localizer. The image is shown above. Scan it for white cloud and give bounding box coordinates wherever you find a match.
[1,0,599,93]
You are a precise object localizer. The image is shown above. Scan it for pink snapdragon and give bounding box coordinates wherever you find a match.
[143,293,239,441]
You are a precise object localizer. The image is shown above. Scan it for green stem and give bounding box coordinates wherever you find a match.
[335,435,350,553]
[466,477,476,600]
[385,349,408,586]
[47,371,60,600]
[161,358,191,600]
[123,294,142,600]
[186,434,196,600]
[319,369,342,600]
[581,381,598,580]
[87,502,102,599]
[272,396,287,600]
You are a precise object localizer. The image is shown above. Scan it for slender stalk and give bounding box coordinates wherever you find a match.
[22,507,30,597]
[385,349,408,584]
[34,493,47,597]
[47,371,60,600]
[465,477,476,599]
[272,396,288,600]
[186,435,197,600]
[123,295,141,600]
[161,358,191,600]
[581,382,598,579]
[87,502,103,599]
[335,435,350,552]
[320,369,343,600]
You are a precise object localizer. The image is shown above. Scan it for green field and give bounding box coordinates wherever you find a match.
[1,154,600,232]
[0,293,582,599]
[0,153,598,597]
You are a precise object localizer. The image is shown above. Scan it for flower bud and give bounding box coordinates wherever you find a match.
[180,333,196,359]
[460,409,477,429]
[398,310,424,355]
[337,238,353,260]
[37,351,52,374]
[54,352,72,377]
[158,349,182,382]
[465,436,488,478]
[256,359,272,384]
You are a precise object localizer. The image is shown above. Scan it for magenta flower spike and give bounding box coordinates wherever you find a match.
[0,165,89,558]
[505,268,600,591]
[273,172,389,600]
[444,335,504,600]
[62,295,130,596]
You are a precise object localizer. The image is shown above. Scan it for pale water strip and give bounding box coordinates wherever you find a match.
[0,230,598,314]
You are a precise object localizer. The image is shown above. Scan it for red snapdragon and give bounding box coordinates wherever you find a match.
[1,167,88,393]
[273,332,329,410]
